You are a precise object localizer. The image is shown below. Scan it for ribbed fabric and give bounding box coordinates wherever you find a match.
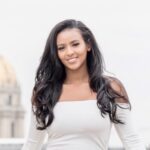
[22,100,145,150]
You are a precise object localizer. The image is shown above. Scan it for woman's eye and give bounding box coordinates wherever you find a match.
[73,43,79,47]
[58,47,64,50]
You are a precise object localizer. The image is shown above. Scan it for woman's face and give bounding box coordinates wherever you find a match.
[56,28,91,71]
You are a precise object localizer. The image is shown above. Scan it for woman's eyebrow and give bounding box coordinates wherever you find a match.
[70,40,79,44]
[57,44,64,47]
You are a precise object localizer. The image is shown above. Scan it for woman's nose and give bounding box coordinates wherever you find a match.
[66,47,74,56]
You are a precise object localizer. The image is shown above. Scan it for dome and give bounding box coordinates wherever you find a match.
[0,55,17,85]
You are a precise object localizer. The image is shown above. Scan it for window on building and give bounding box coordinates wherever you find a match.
[11,122,15,137]
[8,95,12,105]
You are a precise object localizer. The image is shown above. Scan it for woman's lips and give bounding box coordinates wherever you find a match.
[67,57,78,63]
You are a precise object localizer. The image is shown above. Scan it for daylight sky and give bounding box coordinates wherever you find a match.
[0,0,150,147]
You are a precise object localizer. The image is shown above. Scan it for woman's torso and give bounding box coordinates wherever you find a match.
[44,83,112,150]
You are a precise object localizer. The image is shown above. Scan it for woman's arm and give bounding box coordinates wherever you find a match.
[114,103,145,149]
[21,108,47,150]
[109,77,146,149]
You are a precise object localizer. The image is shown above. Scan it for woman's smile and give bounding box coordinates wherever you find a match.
[67,57,78,63]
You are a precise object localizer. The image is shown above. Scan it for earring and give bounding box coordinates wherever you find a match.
[88,48,91,52]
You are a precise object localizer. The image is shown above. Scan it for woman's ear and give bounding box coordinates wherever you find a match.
[87,43,91,52]
[87,39,92,52]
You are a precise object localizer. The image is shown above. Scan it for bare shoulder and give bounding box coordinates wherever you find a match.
[103,75,129,103]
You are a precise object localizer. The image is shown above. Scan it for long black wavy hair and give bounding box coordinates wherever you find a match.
[32,19,131,130]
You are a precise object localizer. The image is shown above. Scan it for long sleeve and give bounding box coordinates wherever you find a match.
[21,109,48,150]
[114,103,146,150]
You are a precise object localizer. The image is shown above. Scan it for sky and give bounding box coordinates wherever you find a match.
[0,0,150,147]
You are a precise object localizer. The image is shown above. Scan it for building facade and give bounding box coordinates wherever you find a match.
[0,55,25,138]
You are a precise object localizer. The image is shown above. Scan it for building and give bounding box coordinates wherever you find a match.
[0,55,25,138]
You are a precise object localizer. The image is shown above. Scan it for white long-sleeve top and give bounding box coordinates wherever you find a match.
[22,100,145,150]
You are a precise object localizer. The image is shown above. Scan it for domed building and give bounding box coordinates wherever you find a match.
[0,55,25,138]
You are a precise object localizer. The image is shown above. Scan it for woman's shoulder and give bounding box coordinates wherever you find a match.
[102,75,129,103]
[102,74,123,85]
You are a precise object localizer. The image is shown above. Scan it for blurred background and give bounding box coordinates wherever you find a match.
[0,0,150,149]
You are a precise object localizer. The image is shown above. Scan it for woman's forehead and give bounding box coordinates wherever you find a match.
[56,28,83,45]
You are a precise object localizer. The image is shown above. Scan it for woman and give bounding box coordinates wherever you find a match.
[22,19,145,150]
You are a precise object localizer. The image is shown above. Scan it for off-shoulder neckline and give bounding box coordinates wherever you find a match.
[56,99,130,106]
[57,99,97,104]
